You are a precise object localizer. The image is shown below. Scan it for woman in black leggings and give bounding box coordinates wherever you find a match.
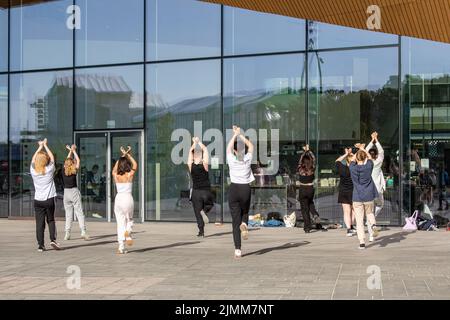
[188,137,215,237]
[297,145,324,233]
[227,126,255,259]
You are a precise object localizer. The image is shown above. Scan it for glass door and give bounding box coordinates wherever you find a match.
[75,131,144,222]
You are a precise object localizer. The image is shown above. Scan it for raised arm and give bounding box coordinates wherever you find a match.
[32,141,44,165]
[124,147,138,176]
[198,141,209,172]
[226,126,240,155]
[71,145,80,170]
[238,133,254,155]
[336,148,350,163]
[187,138,196,172]
[42,139,55,164]
[112,160,119,177]
[66,145,73,159]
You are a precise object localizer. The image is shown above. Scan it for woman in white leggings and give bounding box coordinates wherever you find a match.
[112,146,137,254]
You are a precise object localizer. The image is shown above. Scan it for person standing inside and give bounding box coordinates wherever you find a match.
[187,136,215,237]
[63,144,89,241]
[366,131,385,218]
[227,126,255,259]
[335,148,356,237]
[112,146,137,254]
[30,138,61,252]
[349,144,380,249]
[297,144,323,233]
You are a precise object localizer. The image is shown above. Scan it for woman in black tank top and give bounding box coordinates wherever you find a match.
[187,137,215,237]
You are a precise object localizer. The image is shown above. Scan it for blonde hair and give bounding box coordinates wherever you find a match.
[355,150,367,162]
[35,152,49,175]
[64,158,77,176]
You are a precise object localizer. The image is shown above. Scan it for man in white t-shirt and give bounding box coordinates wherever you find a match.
[226,126,255,259]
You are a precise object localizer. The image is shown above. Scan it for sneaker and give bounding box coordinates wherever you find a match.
[234,249,242,259]
[64,232,71,241]
[116,248,128,254]
[50,241,61,250]
[359,243,366,250]
[197,231,205,238]
[346,229,354,237]
[81,231,89,241]
[200,210,209,224]
[240,223,249,240]
[124,231,133,246]
[351,228,357,234]
[369,236,374,242]
[372,225,380,238]
[37,246,45,252]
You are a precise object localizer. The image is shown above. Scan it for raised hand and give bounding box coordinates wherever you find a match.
[232,125,240,136]
[38,140,44,147]
[66,145,72,151]
[120,146,127,156]
[193,136,200,144]
[303,144,310,152]
[71,144,77,151]
[43,138,48,146]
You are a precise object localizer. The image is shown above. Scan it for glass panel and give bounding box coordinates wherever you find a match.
[224,6,305,56]
[75,65,144,130]
[111,132,141,220]
[75,0,144,66]
[308,47,400,225]
[10,0,73,71]
[308,21,398,50]
[77,134,107,220]
[402,37,450,216]
[146,60,222,222]
[0,75,7,217]
[223,54,306,221]
[147,0,221,61]
[0,6,7,72]
[10,71,73,217]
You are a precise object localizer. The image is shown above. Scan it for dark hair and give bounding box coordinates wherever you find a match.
[369,148,378,157]
[117,157,132,176]
[92,165,99,170]
[299,153,314,176]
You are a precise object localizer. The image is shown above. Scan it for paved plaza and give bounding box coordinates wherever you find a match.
[0,219,449,300]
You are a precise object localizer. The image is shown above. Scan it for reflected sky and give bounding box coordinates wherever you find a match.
[0,8,7,71]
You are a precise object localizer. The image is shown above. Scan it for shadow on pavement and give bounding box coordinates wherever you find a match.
[243,241,310,257]
[51,240,117,251]
[86,231,145,241]
[367,231,410,248]
[129,241,201,253]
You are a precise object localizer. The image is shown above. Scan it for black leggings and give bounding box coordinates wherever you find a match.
[34,197,57,247]
[228,183,251,250]
[298,186,319,231]
[191,189,215,232]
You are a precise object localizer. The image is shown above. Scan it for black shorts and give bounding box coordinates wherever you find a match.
[338,191,353,205]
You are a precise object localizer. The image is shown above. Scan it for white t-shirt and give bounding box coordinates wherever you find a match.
[227,152,255,184]
[30,162,56,201]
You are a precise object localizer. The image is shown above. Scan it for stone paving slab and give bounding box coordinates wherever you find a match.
[0,220,449,300]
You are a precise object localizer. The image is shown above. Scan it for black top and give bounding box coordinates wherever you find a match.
[191,163,210,190]
[299,175,314,184]
[336,161,353,193]
[62,172,77,189]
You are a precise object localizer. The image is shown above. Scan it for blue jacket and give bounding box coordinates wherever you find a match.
[349,161,379,202]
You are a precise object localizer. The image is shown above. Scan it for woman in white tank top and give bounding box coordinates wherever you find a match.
[112,146,138,254]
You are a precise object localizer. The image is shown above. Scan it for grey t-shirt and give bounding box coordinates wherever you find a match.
[30,162,56,201]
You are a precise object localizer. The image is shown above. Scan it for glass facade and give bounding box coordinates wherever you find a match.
[1,0,449,226]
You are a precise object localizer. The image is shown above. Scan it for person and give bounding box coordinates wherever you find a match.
[62,144,89,241]
[187,136,215,237]
[30,138,61,252]
[349,144,380,249]
[335,148,356,237]
[226,126,255,259]
[437,164,449,211]
[112,146,137,254]
[297,144,324,233]
[365,132,385,217]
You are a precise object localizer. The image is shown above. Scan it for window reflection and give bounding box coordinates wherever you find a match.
[0,7,7,72]
[75,0,144,66]
[309,48,400,224]
[10,71,73,217]
[0,75,7,217]
[224,54,306,219]
[10,0,73,71]
[75,65,144,129]
[146,60,221,222]
[224,6,305,55]
[147,0,221,61]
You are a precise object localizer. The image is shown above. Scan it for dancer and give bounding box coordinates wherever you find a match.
[349,144,380,249]
[227,126,254,259]
[365,131,385,218]
[335,148,356,237]
[187,136,215,237]
[30,138,61,252]
[297,145,324,233]
[112,146,137,254]
[63,144,89,241]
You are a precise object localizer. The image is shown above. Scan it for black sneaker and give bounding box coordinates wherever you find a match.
[346,229,354,237]
[37,246,45,252]
[197,231,204,238]
[359,243,366,250]
[304,228,312,233]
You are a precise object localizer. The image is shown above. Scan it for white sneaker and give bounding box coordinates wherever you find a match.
[81,231,89,240]
[369,236,374,242]
[64,232,71,241]
[240,223,249,240]
[124,231,133,246]
[234,249,242,258]
[200,210,209,224]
